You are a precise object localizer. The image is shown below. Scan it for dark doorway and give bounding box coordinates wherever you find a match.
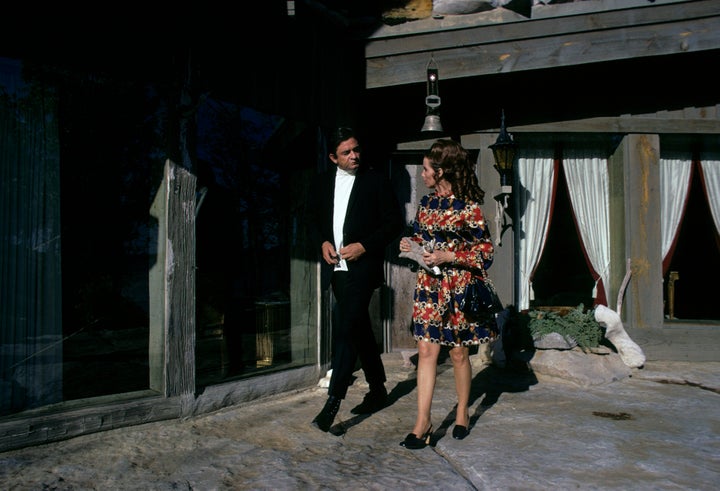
[665,164,720,321]
[530,164,595,310]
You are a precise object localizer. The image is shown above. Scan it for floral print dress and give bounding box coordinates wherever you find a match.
[410,192,497,346]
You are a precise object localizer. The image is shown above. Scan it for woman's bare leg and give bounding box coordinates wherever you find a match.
[449,345,471,427]
[412,340,440,436]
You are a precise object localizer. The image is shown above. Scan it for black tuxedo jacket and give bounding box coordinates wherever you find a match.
[309,165,404,290]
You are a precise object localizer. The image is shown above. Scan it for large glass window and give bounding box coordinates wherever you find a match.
[1,57,319,419]
[1,58,162,414]
[59,71,167,401]
[193,100,318,386]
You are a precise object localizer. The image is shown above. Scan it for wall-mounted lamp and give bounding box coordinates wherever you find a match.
[489,109,517,246]
[490,109,516,195]
[420,56,443,133]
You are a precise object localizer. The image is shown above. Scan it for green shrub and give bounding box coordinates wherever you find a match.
[526,304,603,350]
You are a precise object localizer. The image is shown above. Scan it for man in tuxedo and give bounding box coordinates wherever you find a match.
[309,127,404,432]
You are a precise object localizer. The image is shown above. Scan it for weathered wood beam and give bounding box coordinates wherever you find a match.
[0,394,180,453]
[505,113,720,134]
[365,0,720,88]
[394,105,720,150]
[163,160,197,404]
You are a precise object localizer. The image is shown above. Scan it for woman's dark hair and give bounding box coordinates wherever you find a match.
[426,139,485,204]
[329,127,358,155]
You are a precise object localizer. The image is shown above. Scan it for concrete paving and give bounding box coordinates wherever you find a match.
[1,351,719,490]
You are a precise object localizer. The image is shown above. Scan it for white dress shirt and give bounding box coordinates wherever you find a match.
[333,168,355,271]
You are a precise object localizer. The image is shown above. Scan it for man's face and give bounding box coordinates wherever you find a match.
[330,137,361,173]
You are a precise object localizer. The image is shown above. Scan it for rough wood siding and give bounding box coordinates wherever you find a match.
[163,160,197,401]
[623,134,664,330]
[365,0,719,88]
[390,263,417,350]
[0,394,182,452]
[607,142,626,312]
[191,366,321,416]
[507,108,720,134]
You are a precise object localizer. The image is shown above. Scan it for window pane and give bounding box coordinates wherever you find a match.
[59,74,160,399]
[0,59,161,416]
[194,99,317,387]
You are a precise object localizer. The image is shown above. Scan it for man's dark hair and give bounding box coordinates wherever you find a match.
[329,127,358,154]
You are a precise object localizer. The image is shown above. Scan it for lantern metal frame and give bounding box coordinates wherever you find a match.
[489,110,517,246]
[489,109,516,195]
[420,55,443,134]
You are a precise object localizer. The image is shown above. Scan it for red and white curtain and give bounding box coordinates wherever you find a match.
[661,158,720,274]
[517,154,556,311]
[517,151,610,311]
[517,152,720,313]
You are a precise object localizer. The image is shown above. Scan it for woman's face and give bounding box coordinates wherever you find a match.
[421,157,438,188]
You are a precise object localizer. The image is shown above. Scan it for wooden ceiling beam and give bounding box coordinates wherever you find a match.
[365,0,720,88]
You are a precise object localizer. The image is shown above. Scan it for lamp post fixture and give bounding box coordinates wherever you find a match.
[490,109,516,195]
[489,109,517,246]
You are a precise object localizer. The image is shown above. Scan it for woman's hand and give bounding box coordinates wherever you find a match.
[422,249,455,268]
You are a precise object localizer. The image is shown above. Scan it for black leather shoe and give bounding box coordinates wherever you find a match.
[452,425,469,440]
[312,396,341,432]
[399,424,433,449]
[350,388,387,415]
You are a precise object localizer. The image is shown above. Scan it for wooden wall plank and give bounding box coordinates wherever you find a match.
[366,0,720,88]
[505,115,720,134]
[368,0,714,57]
[164,161,197,402]
[0,395,181,453]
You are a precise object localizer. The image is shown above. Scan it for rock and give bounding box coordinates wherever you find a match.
[433,0,499,15]
[533,331,577,350]
[587,345,613,355]
[529,349,632,386]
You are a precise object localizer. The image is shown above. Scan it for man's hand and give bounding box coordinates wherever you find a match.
[338,243,366,262]
[321,241,339,265]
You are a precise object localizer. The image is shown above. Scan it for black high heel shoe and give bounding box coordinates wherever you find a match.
[452,425,469,440]
[399,424,433,449]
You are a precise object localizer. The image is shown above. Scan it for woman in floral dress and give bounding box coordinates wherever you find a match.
[399,139,497,449]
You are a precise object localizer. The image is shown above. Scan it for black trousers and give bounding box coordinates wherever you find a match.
[328,271,387,399]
